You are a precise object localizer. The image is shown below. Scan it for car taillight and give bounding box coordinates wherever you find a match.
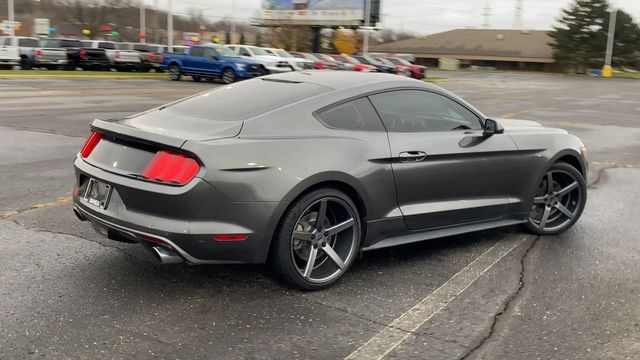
[115,50,121,59]
[141,151,200,185]
[35,49,43,58]
[147,53,155,62]
[80,132,103,158]
[79,49,87,59]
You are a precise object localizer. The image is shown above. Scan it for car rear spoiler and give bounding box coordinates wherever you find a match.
[91,119,186,149]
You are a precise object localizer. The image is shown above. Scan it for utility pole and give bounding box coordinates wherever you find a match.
[167,0,173,51]
[230,0,236,44]
[140,0,146,43]
[362,0,372,55]
[602,8,617,78]
[513,0,523,29]
[8,0,15,36]
[482,4,491,29]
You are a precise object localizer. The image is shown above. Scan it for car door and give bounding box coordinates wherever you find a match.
[201,47,222,76]
[185,47,205,73]
[369,89,519,231]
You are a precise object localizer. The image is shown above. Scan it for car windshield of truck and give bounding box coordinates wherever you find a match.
[276,50,292,58]
[251,47,269,56]
[115,43,130,50]
[215,47,240,58]
[98,42,116,49]
[46,39,83,48]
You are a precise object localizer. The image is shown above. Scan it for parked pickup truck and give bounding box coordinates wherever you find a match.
[162,44,262,84]
[1,36,68,69]
[83,40,141,71]
[0,37,20,69]
[119,42,164,72]
[40,38,109,70]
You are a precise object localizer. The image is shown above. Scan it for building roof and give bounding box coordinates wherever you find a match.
[371,29,554,63]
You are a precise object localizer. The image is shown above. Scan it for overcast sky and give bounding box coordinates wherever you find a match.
[158,0,640,35]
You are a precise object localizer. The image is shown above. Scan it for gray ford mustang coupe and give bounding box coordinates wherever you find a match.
[73,71,587,290]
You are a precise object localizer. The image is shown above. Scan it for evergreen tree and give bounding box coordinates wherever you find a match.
[255,31,263,47]
[240,32,246,45]
[225,31,231,45]
[550,0,640,70]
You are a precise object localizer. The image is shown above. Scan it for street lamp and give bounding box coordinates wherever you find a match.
[602,8,617,78]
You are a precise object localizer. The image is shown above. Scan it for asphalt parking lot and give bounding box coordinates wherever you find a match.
[1,73,639,359]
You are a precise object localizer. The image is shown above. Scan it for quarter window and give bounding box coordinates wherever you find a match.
[369,90,482,132]
[317,98,385,131]
[238,47,251,57]
[190,47,205,57]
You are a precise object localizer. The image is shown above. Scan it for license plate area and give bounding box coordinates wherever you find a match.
[84,178,112,209]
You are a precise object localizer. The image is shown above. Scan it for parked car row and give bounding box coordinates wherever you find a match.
[161,43,428,84]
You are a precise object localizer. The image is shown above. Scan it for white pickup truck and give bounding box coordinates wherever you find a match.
[227,45,293,75]
[83,40,141,71]
[0,37,21,69]
[2,36,69,69]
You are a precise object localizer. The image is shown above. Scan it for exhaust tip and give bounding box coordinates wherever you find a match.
[152,246,184,264]
[73,208,86,221]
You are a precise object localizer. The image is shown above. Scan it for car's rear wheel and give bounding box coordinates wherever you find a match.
[20,57,32,70]
[169,64,181,81]
[525,162,586,235]
[271,188,361,290]
[221,68,236,84]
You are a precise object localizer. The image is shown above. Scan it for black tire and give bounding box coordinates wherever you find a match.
[525,162,587,236]
[270,188,362,291]
[257,66,268,76]
[221,68,236,84]
[169,64,182,81]
[192,75,202,82]
[20,57,32,70]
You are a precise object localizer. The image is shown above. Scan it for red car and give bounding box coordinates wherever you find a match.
[329,54,376,72]
[290,52,339,70]
[373,56,412,77]
[385,56,427,79]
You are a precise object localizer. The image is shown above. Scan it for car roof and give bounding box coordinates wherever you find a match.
[264,71,429,91]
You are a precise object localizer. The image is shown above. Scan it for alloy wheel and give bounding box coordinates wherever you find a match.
[528,168,583,232]
[222,69,236,84]
[169,65,181,81]
[290,197,359,284]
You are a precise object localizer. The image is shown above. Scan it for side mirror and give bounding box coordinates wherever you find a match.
[483,119,504,137]
[210,54,218,61]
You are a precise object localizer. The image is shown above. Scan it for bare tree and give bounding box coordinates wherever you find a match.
[55,0,132,38]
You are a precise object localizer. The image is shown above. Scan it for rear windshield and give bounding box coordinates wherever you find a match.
[43,39,83,48]
[166,79,329,121]
[98,42,115,49]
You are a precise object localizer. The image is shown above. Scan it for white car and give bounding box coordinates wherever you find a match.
[227,45,293,74]
[84,40,141,71]
[0,37,21,69]
[262,48,314,70]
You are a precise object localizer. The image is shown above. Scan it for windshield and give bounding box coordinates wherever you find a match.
[250,47,269,56]
[276,50,292,58]
[393,57,412,65]
[376,57,394,65]
[363,56,382,65]
[215,46,240,58]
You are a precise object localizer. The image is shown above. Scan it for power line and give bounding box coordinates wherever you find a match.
[513,0,523,29]
[482,3,491,29]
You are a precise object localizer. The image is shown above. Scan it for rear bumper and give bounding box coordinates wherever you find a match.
[78,59,110,68]
[73,157,279,264]
[34,58,68,66]
[0,58,20,65]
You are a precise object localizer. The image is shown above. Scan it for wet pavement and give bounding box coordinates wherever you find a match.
[0,73,638,359]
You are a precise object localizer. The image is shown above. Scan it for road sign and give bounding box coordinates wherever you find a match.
[0,20,21,34]
[34,18,50,35]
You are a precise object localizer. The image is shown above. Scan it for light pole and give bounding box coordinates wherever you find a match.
[230,0,236,44]
[140,0,146,43]
[167,0,173,51]
[8,0,15,36]
[602,8,617,78]
[362,0,371,55]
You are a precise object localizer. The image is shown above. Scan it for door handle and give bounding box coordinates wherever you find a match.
[399,151,427,162]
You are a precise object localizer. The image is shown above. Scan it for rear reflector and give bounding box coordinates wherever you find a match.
[80,132,103,158]
[141,150,200,185]
[213,234,248,242]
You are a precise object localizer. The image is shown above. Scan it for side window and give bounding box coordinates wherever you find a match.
[190,47,204,57]
[0,38,6,46]
[202,48,216,59]
[317,98,385,132]
[369,90,482,132]
[238,47,251,57]
[18,38,39,47]
[98,42,115,49]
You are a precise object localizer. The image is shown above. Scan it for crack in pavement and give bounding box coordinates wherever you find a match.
[458,236,540,360]
[1,196,73,219]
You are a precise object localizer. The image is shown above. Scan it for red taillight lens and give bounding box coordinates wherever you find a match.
[80,132,103,158]
[115,50,121,59]
[147,53,155,62]
[213,234,248,242]
[141,151,200,185]
[35,49,43,58]
[79,49,87,59]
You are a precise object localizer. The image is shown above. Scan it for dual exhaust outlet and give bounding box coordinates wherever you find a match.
[74,207,184,264]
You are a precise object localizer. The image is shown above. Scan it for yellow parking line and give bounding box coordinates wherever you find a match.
[1,196,72,219]
[499,112,516,119]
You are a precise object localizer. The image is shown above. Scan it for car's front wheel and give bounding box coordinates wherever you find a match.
[221,68,236,84]
[169,64,181,81]
[271,188,362,290]
[526,162,587,235]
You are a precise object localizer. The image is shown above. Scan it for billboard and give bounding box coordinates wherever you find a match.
[260,0,371,26]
